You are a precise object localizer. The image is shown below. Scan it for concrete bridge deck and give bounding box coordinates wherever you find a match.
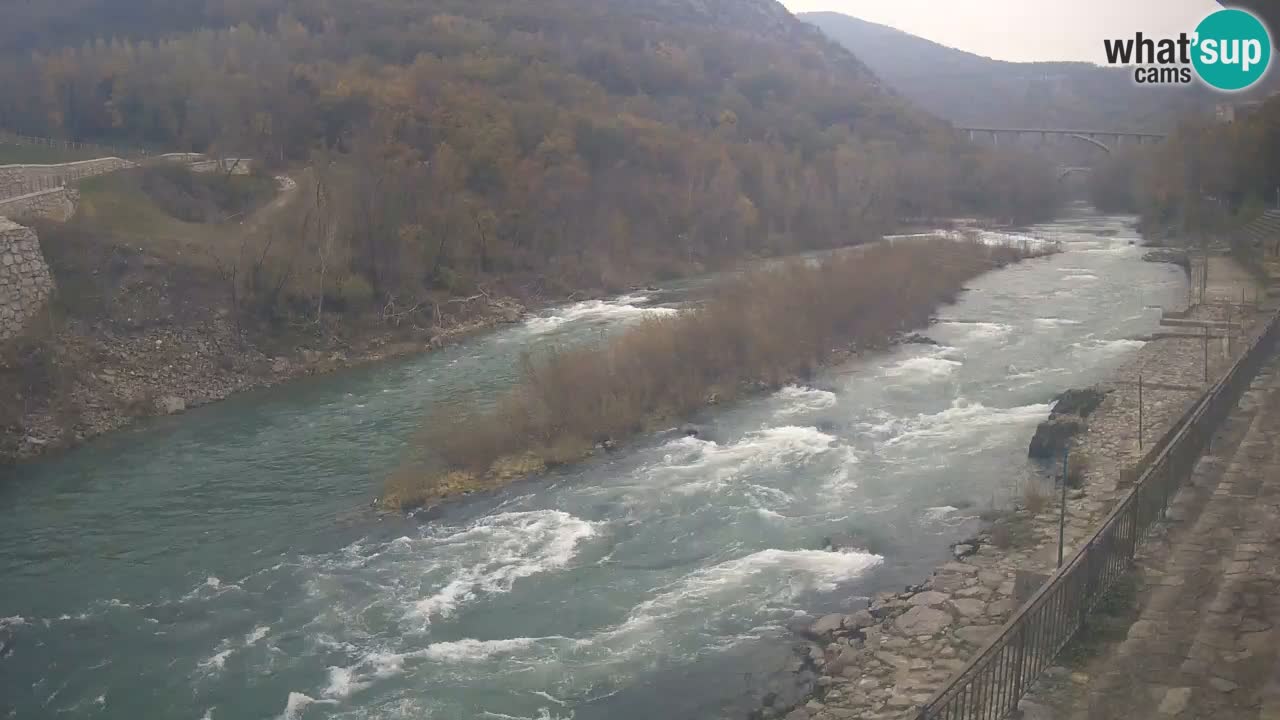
[955,126,1168,153]
[954,127,1168,140]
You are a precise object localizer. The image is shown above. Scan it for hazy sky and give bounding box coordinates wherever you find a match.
[781,0,1224,63]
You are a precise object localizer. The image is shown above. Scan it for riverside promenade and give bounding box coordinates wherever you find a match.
[777,252,1273,720]
[1022,350,1280,720]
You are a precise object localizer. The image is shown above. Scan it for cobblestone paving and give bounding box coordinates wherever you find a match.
[1024,357,1280,720]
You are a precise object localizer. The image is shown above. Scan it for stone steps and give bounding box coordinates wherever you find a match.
[1239,211,1280,256]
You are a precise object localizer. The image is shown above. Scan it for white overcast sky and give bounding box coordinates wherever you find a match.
[780,0,1224,63]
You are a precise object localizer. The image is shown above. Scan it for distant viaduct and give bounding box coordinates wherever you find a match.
[955,126,1168,154]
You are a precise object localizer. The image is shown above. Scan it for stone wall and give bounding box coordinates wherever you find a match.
[0,218,54,341]
[0,186,79,222]
[0,157,134,200]
[157,152,207,163]
[188,158,254,175]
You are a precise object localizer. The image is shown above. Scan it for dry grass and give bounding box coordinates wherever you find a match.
[1022,479,1053,515]
[1065,453,1091,489]
[382,237,1054,510]
[989,513,1037,549]
[74,168,276,268]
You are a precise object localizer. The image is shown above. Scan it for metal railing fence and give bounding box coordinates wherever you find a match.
[917,307,1280,720]
[0,130,151,160]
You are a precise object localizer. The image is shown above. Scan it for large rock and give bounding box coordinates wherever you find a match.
[901,333,940,346]
[844,610,875,631]
[894,606,952,636]
[808,614,845,637]
[1028,416,1083,459]
[1028,387,1110,459]
[681,423,705,437]
[1143,249,1190,272]
[1051,387,1108,418]
[907,591,950,607]
[156,395,186,415]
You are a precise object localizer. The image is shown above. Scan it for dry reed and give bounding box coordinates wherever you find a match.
[383,237,1053,509]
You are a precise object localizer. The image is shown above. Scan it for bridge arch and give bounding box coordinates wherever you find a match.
[1057,166,1094,182]
[1066,134,1112,154]
[955,126,1165,154]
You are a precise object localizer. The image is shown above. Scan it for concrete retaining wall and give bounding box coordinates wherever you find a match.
[0,218,54,341]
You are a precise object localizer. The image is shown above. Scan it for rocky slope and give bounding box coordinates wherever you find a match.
[0,231,528,462]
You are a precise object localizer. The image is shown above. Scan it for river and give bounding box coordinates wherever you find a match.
[0,209,1186,720]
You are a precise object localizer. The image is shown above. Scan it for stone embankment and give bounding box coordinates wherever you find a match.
[769,256,1270,720]
[0,156,135,342]
[0,219,55,342]
[0,186,78,222]
[0,157,134,199]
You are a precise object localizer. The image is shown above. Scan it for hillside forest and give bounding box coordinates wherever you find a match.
[1087,96,1280,241]
[0,0,1063,327]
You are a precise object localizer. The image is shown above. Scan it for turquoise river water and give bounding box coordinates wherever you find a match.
[0,209,1187,720]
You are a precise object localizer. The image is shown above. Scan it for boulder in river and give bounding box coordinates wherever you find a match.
[1050,387,1108,418]
[1028,386,1109,459]
[1143,249,1191,273]
[900,333,940,346]
[1028,417,1083,460]
[807,613,845,638]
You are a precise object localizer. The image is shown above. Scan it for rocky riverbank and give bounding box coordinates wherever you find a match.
[1,294,528,462]
[765,260,1272,720]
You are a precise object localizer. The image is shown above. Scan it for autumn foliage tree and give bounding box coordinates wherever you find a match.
[0,0,1064,319]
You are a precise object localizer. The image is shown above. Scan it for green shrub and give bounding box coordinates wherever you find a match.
[332,273,376,309]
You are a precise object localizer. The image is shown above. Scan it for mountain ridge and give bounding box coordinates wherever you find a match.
[800,11,1200,132]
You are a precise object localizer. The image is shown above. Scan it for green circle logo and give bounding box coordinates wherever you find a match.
[1192,8,1272,91]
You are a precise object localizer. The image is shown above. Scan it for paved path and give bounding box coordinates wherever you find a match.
[1029,353,1280,720]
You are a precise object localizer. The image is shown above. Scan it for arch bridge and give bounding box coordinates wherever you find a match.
[955,126,1168,154]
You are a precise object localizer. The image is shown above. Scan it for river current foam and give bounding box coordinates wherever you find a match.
[0,211,1189,720]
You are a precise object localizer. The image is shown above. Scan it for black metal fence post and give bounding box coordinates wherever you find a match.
[1204,325,1210,383]
[914,310,1280,720]
[1058,450,1068,568]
